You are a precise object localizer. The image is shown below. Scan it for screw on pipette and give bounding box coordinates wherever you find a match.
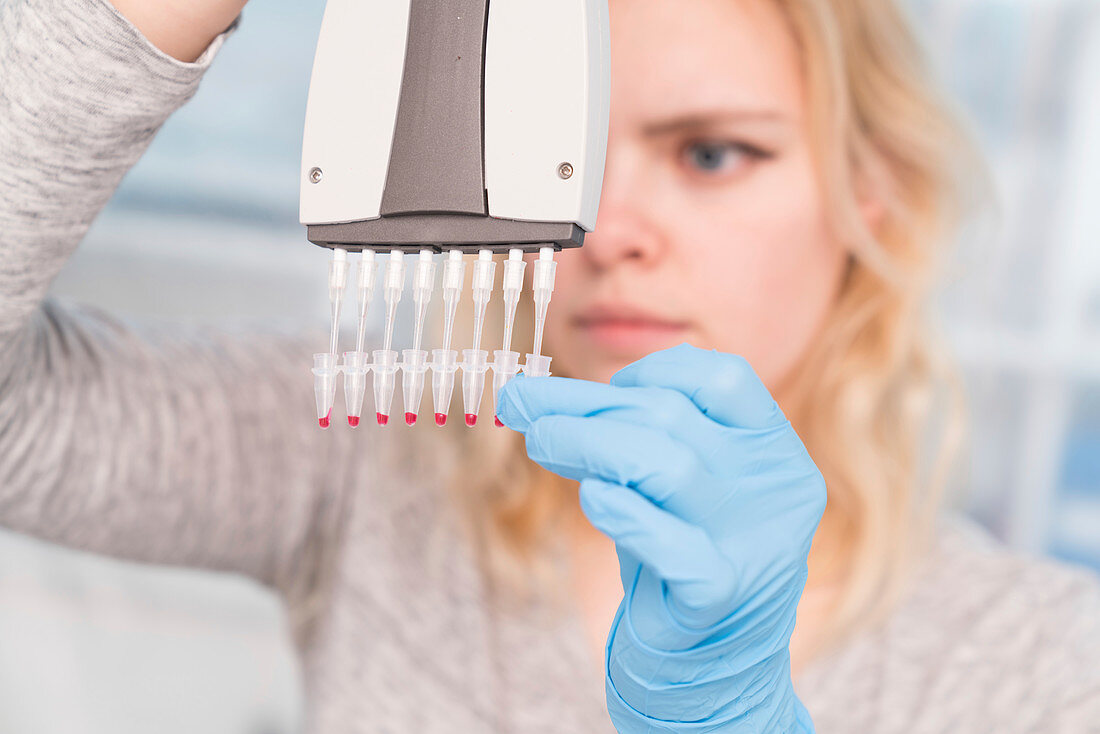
[430,250,466,426]
[461,250,497,427]
[491,248,527,427]
[312,248,349,429]
[344,251,377,428]
[401,250,436,425]
[524,247,557,379]
[373,251,406,426]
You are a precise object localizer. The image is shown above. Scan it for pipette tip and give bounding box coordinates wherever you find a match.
[494,416,504,428]
[319,410,332,430]
[376,412,389,426]
[347,416,360,428]
[405,412,417,426]
[435,413,447,427]
[465,413,478,428]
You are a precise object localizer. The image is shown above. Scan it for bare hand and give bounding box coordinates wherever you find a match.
[110,0,247,62]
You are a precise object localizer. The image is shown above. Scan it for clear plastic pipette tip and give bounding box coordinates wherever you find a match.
[313,249,349,428]
[430,250,466,425]
[381,250,405,353]
[371,251,405,426]
[524,247,557,380]
[327,248,349,357]
[492,248,526,427]
[354,251,378,355]
[501,248,526,353]
[401,250,436,425]
[411,250,436,350]
[461,250,496,426]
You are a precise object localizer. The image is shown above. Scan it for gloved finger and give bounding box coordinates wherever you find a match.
[579,479,736,618]
[523,415,714,515]
[610,343,783,430]
[497,374,714,446]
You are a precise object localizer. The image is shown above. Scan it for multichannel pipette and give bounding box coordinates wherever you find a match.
[300,0,610,428]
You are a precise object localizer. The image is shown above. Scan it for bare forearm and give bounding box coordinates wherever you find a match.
[110,0,246,62]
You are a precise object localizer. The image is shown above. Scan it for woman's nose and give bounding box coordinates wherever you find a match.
[581,162,665,270]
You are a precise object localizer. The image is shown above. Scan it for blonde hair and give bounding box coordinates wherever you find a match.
[444,0,979,650]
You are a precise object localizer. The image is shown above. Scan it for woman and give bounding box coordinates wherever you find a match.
[1,0,1097,731]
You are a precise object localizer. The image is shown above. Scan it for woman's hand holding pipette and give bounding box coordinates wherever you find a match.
[497,344,824,733]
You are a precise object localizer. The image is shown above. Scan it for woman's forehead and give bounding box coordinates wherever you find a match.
[608,0,804,122]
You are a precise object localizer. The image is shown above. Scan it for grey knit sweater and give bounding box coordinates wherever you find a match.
[1,1,1098,732]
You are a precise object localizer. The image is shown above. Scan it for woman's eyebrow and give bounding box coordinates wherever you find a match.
[641,110,790,137]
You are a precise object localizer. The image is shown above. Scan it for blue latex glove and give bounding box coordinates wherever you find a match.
[497,344,824,733]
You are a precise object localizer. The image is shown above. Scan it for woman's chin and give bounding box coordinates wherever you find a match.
[554,326,693,383]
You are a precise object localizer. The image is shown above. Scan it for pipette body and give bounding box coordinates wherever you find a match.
[301,0,610,428]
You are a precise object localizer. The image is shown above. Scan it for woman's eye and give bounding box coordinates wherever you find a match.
[679,141,768,177]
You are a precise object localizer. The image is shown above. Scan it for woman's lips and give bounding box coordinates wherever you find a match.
[574,307,690,352]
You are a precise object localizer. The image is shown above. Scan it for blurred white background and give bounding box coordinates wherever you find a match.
[6,0,1098,732]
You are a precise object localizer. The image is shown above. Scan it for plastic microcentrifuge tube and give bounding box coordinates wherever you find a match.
[401,349,429,425]
[400,250,436,425]
[312,353,339,429]
[343,351,369,427]
[430,349,459,426]
[491,349,521,427]
[373,251,405,425]
[429,250,465,426]
[460,250,496,426]
[523,247,557,379]
[491,248,526,427]
[372,349,399,425]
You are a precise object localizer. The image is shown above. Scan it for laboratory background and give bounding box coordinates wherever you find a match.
[1,0,1097,732]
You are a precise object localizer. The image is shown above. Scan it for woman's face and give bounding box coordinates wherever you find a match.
[545,0,850,393]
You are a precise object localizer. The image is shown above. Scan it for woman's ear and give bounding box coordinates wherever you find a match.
[853,153,889,236]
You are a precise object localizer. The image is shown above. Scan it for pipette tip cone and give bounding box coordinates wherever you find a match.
[435,413,447,427]
[376,412,389,426]
[494,416,504,428]
[465,413,478,428]
[347,415,360,428]
[405,412,417,426]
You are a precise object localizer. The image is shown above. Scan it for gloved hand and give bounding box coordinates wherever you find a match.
[497,344,824,733]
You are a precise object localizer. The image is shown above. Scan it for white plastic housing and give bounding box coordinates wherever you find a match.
[484,0,610,231]
[300,0,412,225]
[300,0,610,233]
